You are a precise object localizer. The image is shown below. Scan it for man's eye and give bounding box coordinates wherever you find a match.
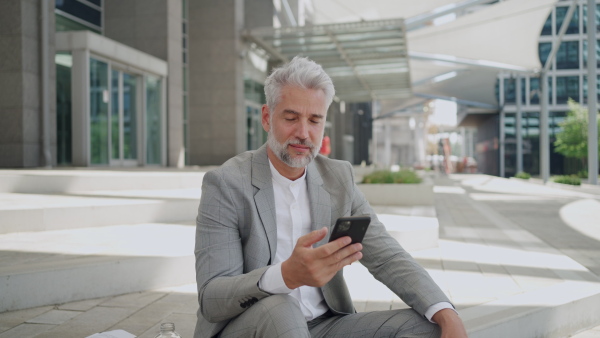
[310,120,320,124]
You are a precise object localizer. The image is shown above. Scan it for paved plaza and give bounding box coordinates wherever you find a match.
[0,172,599,337]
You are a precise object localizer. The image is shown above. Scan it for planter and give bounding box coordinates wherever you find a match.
[357,182,434,206]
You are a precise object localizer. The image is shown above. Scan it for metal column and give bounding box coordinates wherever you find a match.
[588,0,599,184]
[516,75,523,173]
[540,71,550,182]
[499,76,505,177]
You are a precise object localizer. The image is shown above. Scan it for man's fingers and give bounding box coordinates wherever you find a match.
[338,251,362,268]
[297,227,328,247]
[329,242,362,264]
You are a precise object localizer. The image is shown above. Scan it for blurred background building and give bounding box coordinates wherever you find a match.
[1,0,597,183]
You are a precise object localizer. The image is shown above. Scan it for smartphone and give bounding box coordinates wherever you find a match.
[328,216,371,244]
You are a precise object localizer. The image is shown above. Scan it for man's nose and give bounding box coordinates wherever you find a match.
[295,120,309,140]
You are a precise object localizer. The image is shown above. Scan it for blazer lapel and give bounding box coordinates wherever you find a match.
[251,145,278,261]
[306,161,332,248]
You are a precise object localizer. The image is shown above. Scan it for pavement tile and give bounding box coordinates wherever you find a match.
[137,313,196,338]
[155,293,199,315]
[0,323,56,338]
[26,309,81,325]
[0,305,53,329]
[100,291,165,309]
[57,297,107,311]
[108,297,180,336]
[34,306,139,338]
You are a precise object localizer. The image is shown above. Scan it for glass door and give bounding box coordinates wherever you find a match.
[110,69,139,166]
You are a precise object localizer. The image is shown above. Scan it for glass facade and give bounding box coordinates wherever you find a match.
[77,56,163,166]
[90,58,109,165]
[146,75,163,165]
[111,70,138,163]
[498,1,600,177]
[55,0,102,34]
[245,78,267,150]
[56,53,72,165]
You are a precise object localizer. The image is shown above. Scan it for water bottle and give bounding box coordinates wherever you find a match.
[155,323,181,338]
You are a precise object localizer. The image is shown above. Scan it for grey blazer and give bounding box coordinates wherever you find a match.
[193,144,450,338]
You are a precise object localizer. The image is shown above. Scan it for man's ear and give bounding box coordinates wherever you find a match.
[261,105,271,132]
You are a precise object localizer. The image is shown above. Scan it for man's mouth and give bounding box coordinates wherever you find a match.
[289,144,310,152]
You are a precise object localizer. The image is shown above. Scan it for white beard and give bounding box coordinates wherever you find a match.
[267,132,322,168]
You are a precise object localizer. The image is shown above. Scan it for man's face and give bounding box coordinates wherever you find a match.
[262,85,328,168]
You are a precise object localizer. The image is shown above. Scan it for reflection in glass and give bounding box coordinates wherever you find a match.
[541,15,552,35]
[538,43,551,67]
[146,75,162,165]
[123,73,137,159]
[556,76,579,103]
[90,58,109,165]
[56,52,72,165]
[504,78,516,104]
[556,41,579,69]
[111,70,119,160]
[555,6,579,35]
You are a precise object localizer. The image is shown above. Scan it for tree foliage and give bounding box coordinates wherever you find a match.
[553,99,600,163]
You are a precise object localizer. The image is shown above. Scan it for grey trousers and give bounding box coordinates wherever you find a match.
[218,295,441,338]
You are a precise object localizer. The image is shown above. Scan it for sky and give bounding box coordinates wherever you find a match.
[429,99,457,127]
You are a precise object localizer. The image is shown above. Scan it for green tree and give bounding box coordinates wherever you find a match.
[553,99,600,168]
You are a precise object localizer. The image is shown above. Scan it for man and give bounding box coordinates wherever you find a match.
[194,56,467,338]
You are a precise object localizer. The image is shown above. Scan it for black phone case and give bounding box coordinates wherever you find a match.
[329,216,371,244]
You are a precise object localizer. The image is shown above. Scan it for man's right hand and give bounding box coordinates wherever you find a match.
[281,227,363,289]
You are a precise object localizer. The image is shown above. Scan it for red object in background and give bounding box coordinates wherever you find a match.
[320,136,331,156]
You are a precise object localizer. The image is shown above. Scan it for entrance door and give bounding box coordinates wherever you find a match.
[110,69,139,166]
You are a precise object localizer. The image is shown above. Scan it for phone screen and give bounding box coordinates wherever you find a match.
[329,216,371,244]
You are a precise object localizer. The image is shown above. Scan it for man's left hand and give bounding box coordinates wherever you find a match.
[432,309,468,338]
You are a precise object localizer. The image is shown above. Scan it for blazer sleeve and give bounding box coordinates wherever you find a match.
[345,163,452,316]
[195,169,271,323]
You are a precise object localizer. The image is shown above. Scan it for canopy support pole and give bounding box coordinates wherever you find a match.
[516,74,523,174]
[587,0,599,185]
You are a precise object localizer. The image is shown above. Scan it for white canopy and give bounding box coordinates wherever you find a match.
[313,0,463,24]
[249,0,558,109]
[408,0,558,70]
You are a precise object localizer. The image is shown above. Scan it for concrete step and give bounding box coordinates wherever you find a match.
[0,189,201,234]
[463,280,600,338]
[0,169,208,194]
[344,237,600,338]
[0,223,196,313]
[377,214,438,252]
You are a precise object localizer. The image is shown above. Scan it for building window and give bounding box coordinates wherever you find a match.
[55,0,102,34]
[539,42,552,67]
[146,76,163,165]
[556,41,579,69]
[555,76,579,104]
[56,52,73,165]
[503,78,516,104]
[555,5,579,35]
[528,76,552,105]
[541,15,552,35]
[90,58,110,165]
